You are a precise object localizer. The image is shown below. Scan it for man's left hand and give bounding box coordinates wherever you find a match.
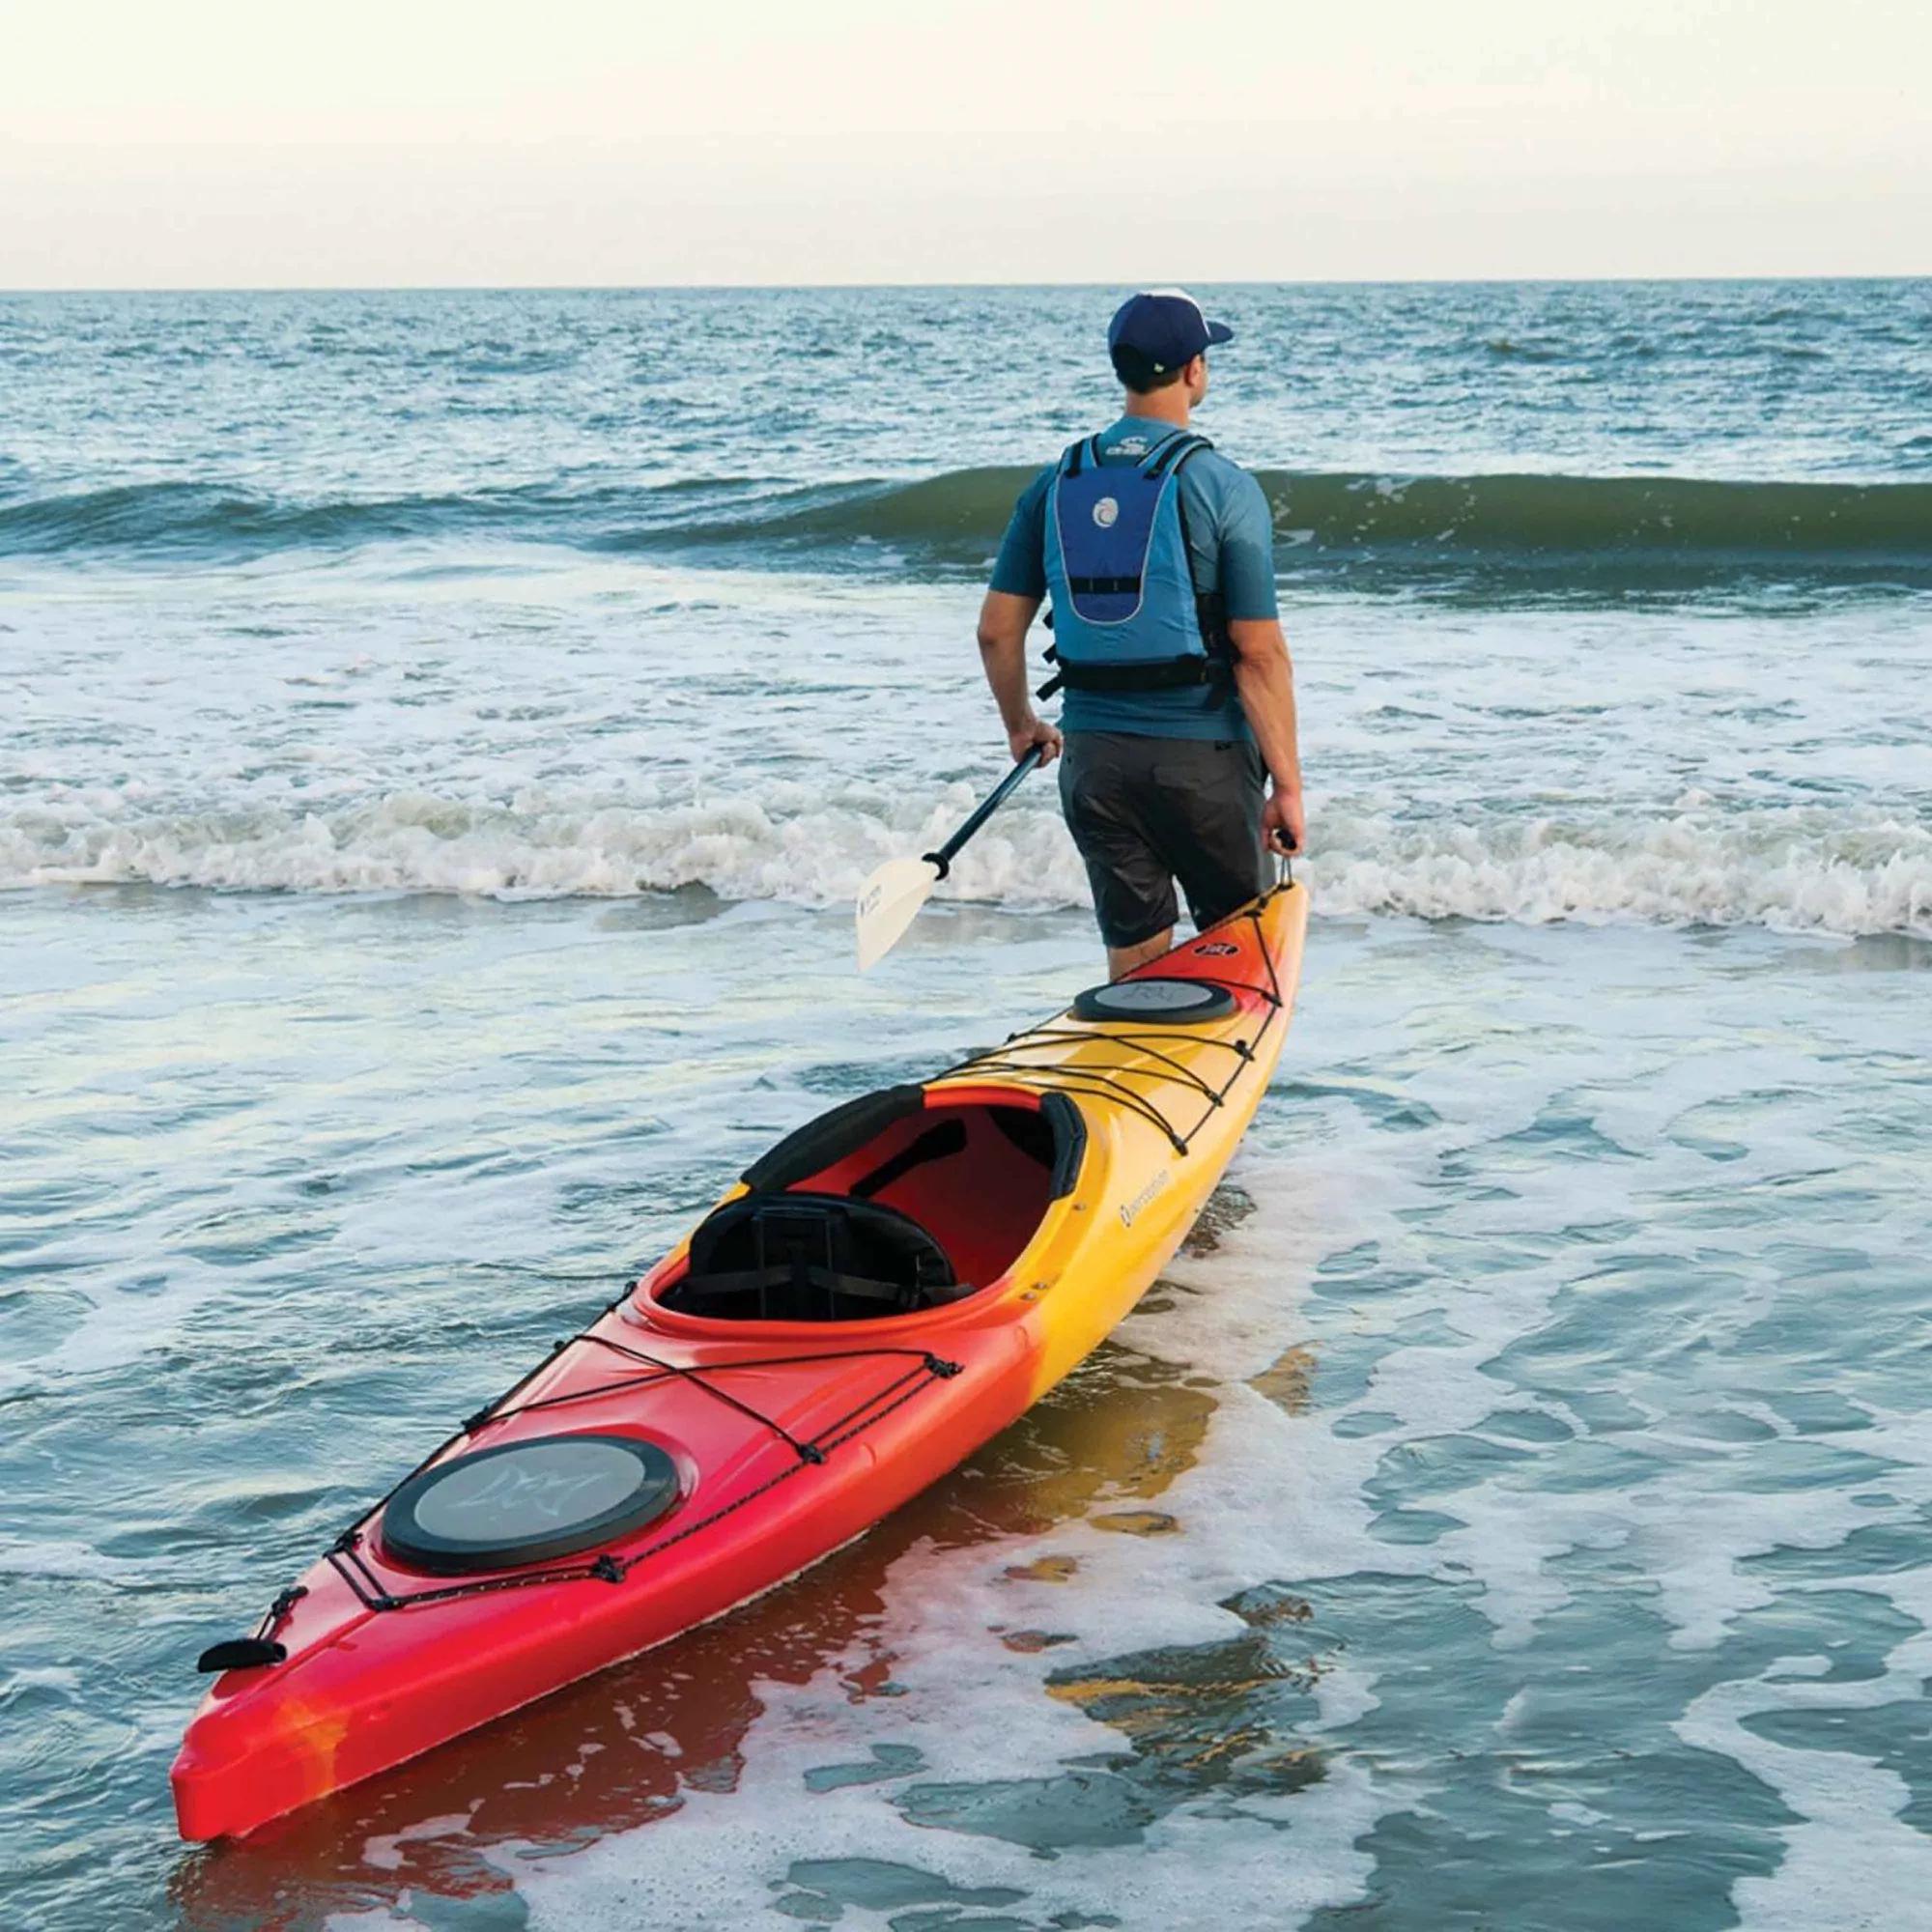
[1009,715,1064,768]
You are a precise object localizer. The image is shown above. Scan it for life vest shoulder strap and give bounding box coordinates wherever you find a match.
[1059,428,1211,481]
[1145,431,1212,478]
[1159,440,1232,668]
[1059,436,1104,479]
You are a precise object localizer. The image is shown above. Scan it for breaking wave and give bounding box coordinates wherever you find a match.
[6,469,1930,585]
[6,790,1928,937]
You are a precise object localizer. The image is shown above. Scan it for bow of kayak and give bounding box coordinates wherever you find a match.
[172,882,1308,1841]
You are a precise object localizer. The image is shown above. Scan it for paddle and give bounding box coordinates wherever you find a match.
[855,748,1044,971]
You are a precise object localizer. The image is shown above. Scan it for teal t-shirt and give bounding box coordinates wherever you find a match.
[988,415,1278,740]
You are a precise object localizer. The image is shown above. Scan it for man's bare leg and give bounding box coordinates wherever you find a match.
[1107,930,1173,981]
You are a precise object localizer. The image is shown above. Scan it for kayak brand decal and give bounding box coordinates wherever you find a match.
[1195,940,1238,956]
[1119,1167,1171,1229]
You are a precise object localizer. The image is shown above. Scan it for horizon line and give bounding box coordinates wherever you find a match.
[3,270,1929,298]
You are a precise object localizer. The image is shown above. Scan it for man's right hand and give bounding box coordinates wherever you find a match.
[1009,714,1064,768]
[1263,782,1304,856]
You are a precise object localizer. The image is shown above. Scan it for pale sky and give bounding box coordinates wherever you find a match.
[3,0,1925,288]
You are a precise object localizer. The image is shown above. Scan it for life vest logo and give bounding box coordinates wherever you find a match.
[1093,497,1120,528]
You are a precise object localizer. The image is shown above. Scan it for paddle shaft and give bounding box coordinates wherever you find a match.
[922,748,1043,879]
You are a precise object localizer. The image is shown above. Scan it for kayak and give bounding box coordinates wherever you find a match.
[171,881,1308,1840]
[172,882,1307,1839]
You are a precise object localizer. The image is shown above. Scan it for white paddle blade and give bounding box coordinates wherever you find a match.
[855,856,941,971]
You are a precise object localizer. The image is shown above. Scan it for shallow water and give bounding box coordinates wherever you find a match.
[4,283,1930,1929]
[6,892,1930,1929]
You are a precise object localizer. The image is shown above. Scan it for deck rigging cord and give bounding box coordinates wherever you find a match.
[932,888,1289,1157]
[201,1298,961,1663]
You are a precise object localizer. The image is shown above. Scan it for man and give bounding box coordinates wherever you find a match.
[976,289,1305,980]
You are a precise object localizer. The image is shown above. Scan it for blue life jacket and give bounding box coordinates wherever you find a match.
[1037,430,1233,700]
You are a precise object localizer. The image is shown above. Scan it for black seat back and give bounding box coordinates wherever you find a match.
[665,1191,960,1321]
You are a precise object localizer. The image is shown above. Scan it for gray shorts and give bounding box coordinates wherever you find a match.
[1058,731,1269,949]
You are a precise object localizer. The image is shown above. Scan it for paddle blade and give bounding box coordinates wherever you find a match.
[855,856,941,971]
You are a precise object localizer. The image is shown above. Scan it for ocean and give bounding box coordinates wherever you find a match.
[3,280,1929,1930]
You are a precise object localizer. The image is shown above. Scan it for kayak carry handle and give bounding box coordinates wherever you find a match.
[198,1637,287,1673]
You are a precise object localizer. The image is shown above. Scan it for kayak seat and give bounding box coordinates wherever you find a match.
[663,1190,966,1321]
[661,1086,1088,1315]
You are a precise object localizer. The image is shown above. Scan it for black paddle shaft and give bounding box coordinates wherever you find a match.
[923,748,1043,879]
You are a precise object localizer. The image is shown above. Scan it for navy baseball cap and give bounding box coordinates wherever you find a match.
[1107,288,1234,381]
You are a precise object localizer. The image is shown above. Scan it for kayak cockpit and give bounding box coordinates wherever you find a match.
[656,1086,1083,1321]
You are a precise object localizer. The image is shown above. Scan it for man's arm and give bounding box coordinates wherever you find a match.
[1228,617,1304,855]
[1213,467,1304,854]
[976,590,1063,766]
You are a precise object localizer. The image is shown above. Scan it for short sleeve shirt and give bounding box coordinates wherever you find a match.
[988,416,1277,739]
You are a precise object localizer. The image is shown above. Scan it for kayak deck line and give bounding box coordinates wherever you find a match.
[296,1343,965,1623]
[172,882,1309,1841]
[931,892,1289,1155]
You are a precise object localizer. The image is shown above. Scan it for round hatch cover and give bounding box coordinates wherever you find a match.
[381,1434,680,1576]
[1071,978,1236,1025]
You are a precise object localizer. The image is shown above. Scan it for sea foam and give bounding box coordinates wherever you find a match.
[5,789,1927,937]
